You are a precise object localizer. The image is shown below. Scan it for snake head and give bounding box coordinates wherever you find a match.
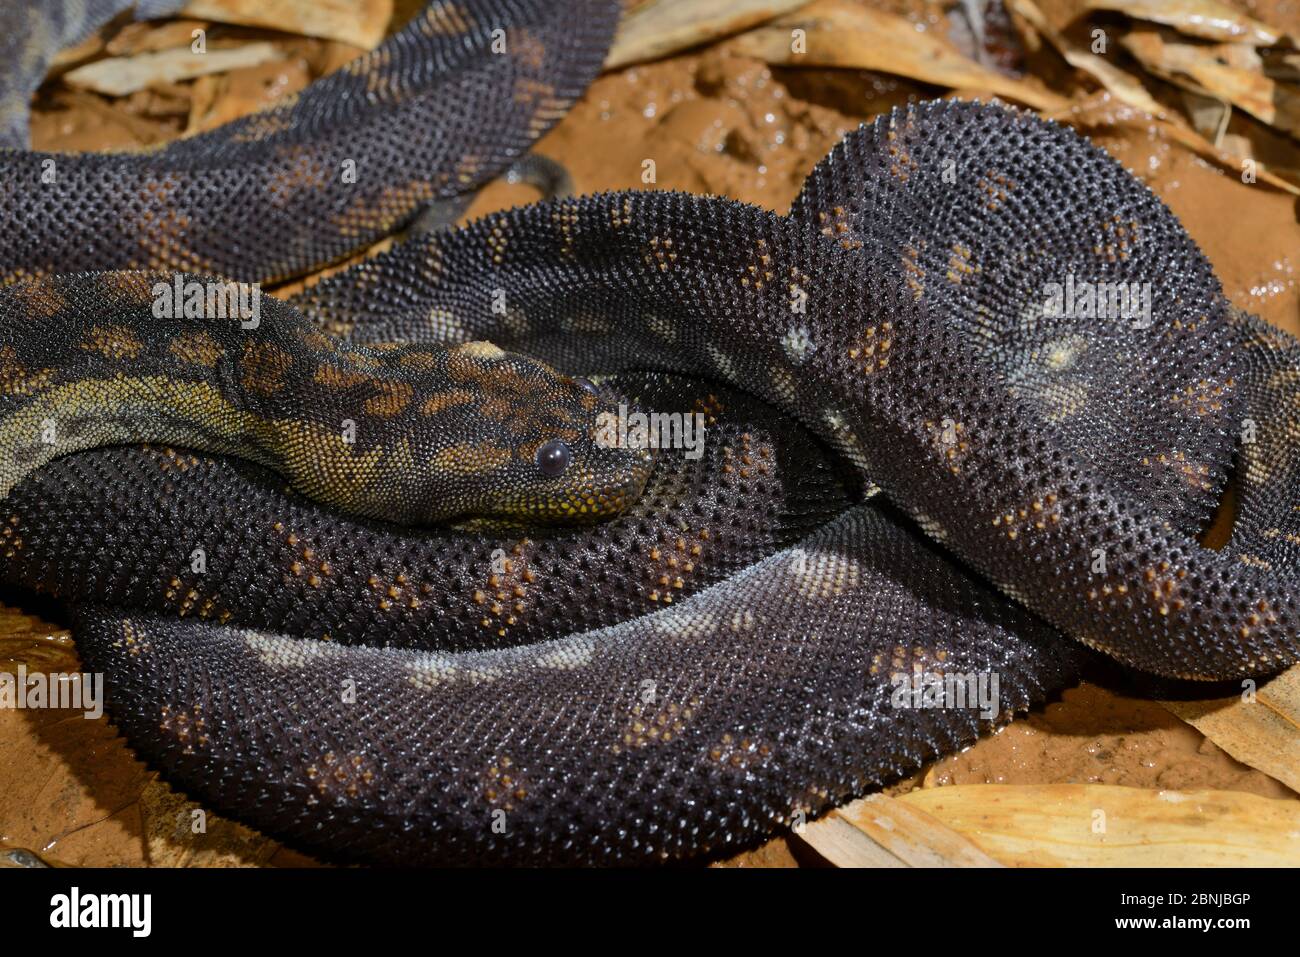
[388,342,653,526]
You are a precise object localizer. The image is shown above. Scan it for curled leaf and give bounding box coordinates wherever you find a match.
[727,0,1070,112]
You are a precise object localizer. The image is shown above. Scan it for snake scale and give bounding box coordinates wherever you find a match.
[1,0,1297,865]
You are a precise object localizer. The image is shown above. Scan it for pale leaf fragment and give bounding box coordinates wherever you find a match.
[901,784,1300,866]
[795,815,909,867]
[801,793,1004,867]
[606,0,811,70]
[63,43,282,97]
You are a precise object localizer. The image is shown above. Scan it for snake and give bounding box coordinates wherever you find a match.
[0,0,619,283]
[0,0,1297,866]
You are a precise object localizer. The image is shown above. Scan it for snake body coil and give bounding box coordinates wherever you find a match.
[0,0,619,283]
[0,272,650,524]
[0,1,1297,865]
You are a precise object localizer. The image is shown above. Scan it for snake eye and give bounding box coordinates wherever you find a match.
[573,377,599,396]
[536,438,572,478]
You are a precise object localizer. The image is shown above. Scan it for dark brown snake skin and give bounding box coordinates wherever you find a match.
[0,0,619,283]
[0,2,1296,866]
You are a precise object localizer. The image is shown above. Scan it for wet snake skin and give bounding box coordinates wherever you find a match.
[0,3,1296,866]
[0,271,650,525]
[0,0,620,283]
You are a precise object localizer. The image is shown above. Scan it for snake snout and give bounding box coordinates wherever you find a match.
[400,360,656,526]
[508,386,656,524]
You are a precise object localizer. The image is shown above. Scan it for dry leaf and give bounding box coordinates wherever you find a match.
[1123,28,1300,139]
[64,43,282,97]
[35,89,180,149]
[1045,93,1300,193]
[799,793,1004,867]
[176,0,392,48]
[1162,664,1300,794]
[901,784,1300,866]
[49,32,110,71]
[107,19,213,56]
[1084,0,1281,45]
[606,0,811,70]
[727,0,1070,112]
[1008,0,1166,114]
